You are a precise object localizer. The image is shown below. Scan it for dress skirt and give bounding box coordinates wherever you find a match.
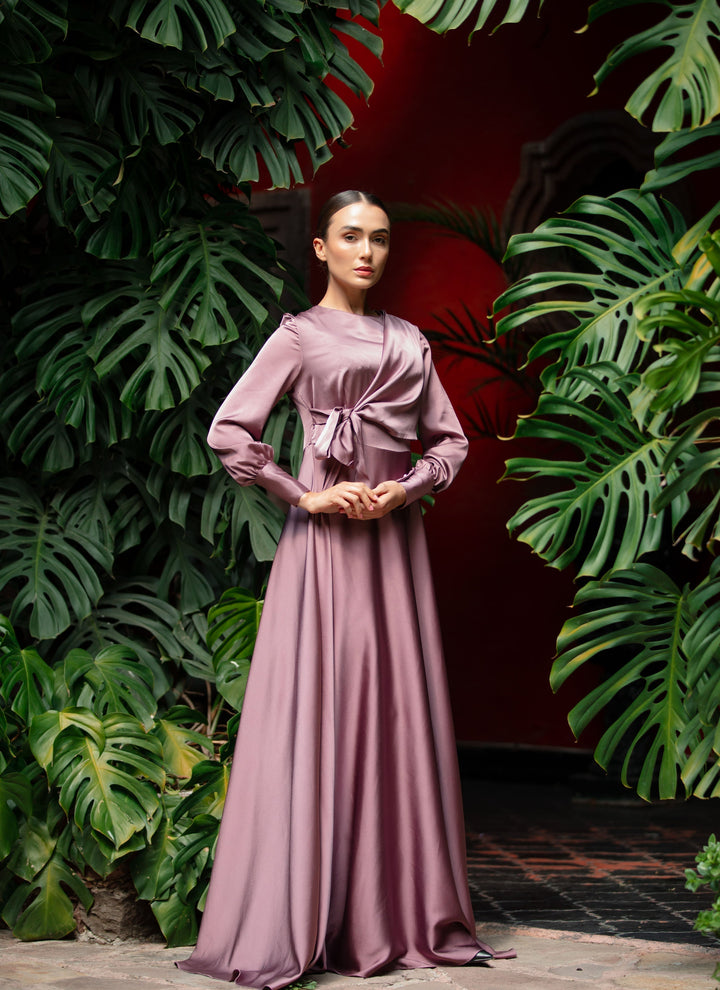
[177,441,486,988]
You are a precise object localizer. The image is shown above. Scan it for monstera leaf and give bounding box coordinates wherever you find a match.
[173,758,229,820]
[77,151,165,259]
[504,367,690,577]
[137,520,222,611]
[151,211,282,346]
[636,289,720,411]
[643,121,720,191]
[141,398,220,476]
[0,480,112,640]
[45,119,120,230]
[1,849,92,940]
[202,468,285,563]
[653,407,720,558]
[62,646,157,726]
[551,561,720,800]
[0,66,54,218]
[129,795,179,900]
[589,0,720,131]
[31,710,163,848]
[0,0,68,64]
[59,579,184,696]
[0,770,33,860]
[207,587,263,710]
[0,616,55,721]
[393,0,541,35]
[35,330,133,446]
[151,706,209,778]
[495,191,688,397]
[200,107,303,187]
[85,274,211,411]
[114,0,238,51]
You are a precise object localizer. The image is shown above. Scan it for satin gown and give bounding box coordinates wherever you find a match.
[177,306,512,988]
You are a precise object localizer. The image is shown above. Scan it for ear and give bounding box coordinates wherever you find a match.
[312,237,326,262]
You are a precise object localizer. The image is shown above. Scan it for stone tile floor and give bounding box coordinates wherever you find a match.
[462,774,719,948]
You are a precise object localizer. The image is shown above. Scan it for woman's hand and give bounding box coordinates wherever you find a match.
[348,480,406,521]
[298,482,378,519]
[365,480,406,518]
[298,480,406,520]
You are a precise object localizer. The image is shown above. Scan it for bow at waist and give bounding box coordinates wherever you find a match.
[312,406,362,467]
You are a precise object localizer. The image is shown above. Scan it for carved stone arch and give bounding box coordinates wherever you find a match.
[502,110,658,239]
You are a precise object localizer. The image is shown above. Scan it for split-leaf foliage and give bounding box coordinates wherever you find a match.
[0,0,381,943]
[402,0,720,802]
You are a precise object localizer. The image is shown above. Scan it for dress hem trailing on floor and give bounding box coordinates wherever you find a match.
[176,307,515,989]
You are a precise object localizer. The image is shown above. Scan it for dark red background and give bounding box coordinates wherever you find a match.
[297,4,644,747]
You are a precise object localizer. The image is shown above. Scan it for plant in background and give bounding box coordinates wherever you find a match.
[390,198,541,438]
[0,0,382,942]
[394,0,720,802]
[686,834,720,980]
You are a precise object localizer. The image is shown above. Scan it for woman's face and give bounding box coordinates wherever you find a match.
[313,201,390,294]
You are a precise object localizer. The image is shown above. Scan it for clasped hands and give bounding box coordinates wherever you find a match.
[298,480,406,520]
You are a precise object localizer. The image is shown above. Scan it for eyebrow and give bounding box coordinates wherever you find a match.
[338,224,390,235]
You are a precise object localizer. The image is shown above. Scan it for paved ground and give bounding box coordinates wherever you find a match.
[1,771,719,989]
[0,926,717,990]
[462,776,719,946]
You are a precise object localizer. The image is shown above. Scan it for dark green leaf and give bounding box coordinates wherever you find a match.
[62,646,157,726]
[0,67,54,218]
[151,210,282,345]
[85,274,211,411]
[393,0,541,35]
[0,616,55,722]
[590,0,720,131]
[207,586,263,710]
[496,191,688,397]
[0,481,112,640]
[119,0,237,51]
[551,562,716,800]
[504,367,690,577]
[2,851,91,941]
[41,712,163,848]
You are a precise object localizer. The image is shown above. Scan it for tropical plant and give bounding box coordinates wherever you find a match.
[0,0,382,941]
[396,0,720,800]
[390,198,541,438]
[686,832,720,981]
[0,591,261,944]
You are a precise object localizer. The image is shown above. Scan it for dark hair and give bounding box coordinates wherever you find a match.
[314,190,389,239]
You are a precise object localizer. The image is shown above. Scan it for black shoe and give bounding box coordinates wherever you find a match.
[465,950,493,966]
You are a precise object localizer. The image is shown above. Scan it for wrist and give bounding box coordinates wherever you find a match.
[298,491,315,513]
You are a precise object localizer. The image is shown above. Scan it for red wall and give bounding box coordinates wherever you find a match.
[300,5,636,746]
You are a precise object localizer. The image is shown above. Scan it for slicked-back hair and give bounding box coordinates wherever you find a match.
[314,190,389,240]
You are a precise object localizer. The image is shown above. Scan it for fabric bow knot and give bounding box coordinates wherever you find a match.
[314,406,363,468]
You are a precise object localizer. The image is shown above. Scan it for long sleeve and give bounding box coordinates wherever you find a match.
[207,316,309,506]
[396,337,469,507]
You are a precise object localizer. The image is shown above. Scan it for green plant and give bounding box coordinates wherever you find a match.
[0,589,262,944]
[390,198,540,438]
[396,0,720,800]
[686,833,720,980]
[0,0,383,941]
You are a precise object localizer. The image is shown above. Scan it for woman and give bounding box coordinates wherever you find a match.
[177,191,515,988]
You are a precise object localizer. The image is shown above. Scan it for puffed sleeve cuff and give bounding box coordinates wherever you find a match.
[396,459,436,508]
[256,459,310,506]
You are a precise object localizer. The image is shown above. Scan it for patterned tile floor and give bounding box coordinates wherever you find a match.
[462,765,719,948]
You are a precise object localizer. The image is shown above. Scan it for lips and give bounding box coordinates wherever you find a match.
[354,267,374,276]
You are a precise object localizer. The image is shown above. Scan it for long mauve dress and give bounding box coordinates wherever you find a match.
[177,306,512,988]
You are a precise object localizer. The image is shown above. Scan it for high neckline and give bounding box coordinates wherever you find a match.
[313,304,384,321]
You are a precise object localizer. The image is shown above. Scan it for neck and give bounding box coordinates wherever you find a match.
[318,283,368,316]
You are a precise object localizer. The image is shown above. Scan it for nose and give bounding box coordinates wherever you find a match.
[358,237,372,259]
